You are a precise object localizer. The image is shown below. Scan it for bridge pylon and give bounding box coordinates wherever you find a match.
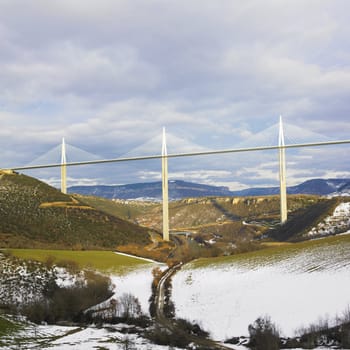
[279,116,287,224]
[162,127,170,241]
[61,137,67,194]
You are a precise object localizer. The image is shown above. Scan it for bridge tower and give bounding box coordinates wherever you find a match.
[61,137,67,194]
[162,127,170,241]
[279,116,287,224]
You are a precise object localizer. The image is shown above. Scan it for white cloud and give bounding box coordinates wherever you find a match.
[43,176,101,188]
[0,0,349,187]
[321,170,350,179]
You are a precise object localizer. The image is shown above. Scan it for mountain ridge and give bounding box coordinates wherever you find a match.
[68,178,350,200]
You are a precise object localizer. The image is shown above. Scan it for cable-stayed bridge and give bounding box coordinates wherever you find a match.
[3,118,350,241]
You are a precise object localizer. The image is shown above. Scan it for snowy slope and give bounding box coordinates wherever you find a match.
[3,320,183,350]
[172,236,350,340]
[110,263,165,315]
[306,202,350,237]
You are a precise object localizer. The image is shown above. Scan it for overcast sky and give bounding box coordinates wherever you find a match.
[1,0,350,189]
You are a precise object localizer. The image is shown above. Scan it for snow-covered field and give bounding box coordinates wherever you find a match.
[172,236,350,340]
[3,235,350,349]
[110,262,165,315]
[2,321,183,350]
[1,253,166,349]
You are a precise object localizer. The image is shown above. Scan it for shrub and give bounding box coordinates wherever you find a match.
[44,255,56,268]
[248,315,280,350]
[56,259,80,274]
[340,323,350,348]
[119,293,142,320]
[144,325,189,348]
[149,267,167,317]
[175,318,210,338]
[21,271,113,324]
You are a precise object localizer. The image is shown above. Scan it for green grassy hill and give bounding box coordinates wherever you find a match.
[74,194,158,223]
[0,171,152,249]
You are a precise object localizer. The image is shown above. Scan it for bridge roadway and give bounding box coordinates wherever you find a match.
[7,138,350,172]
[154,262,237,350]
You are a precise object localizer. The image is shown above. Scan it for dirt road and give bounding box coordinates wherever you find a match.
[154,263,236,350]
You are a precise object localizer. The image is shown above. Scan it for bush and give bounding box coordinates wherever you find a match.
[340,323,350,348]
[175,318,210,338]
[144,325,189,348]
[21,271,113,324]
[149,267,166,317]
[56,259,80,274]
[119,293,142,320]
[296,315,335,349]
[248,315,280,350]
[144,318,209,348]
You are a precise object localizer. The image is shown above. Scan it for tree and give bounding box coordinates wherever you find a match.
[119,293,142,320]
[248,315,280,350]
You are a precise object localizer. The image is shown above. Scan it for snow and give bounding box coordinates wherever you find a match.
[307,202,350,237]
[4,245,350,349]
[114,251,161,263]
[172,242,350,340]
[55,267,85,287]
[110,263,165,315]
[5,323,183,350]
[6,320,347,350]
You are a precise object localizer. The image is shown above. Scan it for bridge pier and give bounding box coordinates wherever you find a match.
[61,137,67,194]
[279,116,287,224]
[162,128,170,241]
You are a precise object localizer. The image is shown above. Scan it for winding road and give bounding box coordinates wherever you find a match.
[154,262,237,350]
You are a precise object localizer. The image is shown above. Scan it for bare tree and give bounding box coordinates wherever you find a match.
[248,315,280,350]
[119,293,141,320]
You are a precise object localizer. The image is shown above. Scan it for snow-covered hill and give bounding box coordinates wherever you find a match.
[306,202,350,237]
[1,318,184,350]
[0,253,80,306]
[172,235,350,340]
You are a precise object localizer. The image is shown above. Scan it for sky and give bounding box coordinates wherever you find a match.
[1,0,350,190]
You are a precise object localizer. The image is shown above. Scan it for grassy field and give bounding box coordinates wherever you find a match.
[74,194,157,221]
[191,233,350,269]
[7,249,153,274]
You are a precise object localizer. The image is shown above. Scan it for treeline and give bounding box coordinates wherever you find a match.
[226,312,350,350]
[21,271,114,324]
[0,252,114,324]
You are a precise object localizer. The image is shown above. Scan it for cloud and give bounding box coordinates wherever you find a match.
[0,0,349,188]
[43,176,101,188]
[137,169,249,190]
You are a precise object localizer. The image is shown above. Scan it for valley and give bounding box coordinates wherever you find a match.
[1,172,350,349]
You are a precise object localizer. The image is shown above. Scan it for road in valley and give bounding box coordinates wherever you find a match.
[154,262,237,350]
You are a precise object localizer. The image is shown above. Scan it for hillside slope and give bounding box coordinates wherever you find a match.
[268,197,344,241]
[0,171,152,249]
[76,193,343,253]
[172,234,350,339]
[109,195,325,233]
